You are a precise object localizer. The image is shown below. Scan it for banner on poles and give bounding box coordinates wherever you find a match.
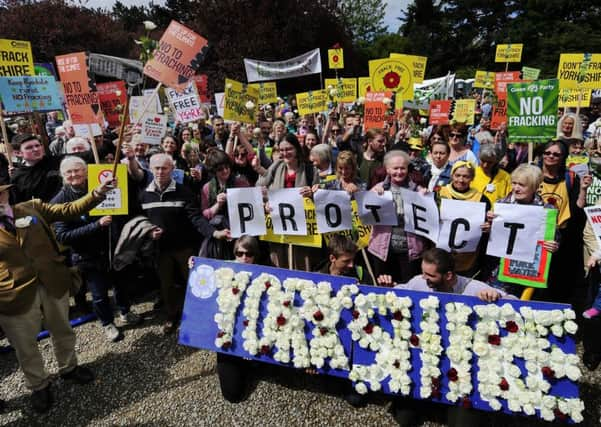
[390,53,427,83]
[557,53,601,89]
[0,39,34,76]
[507,79,559,143]
[223,78,259,124]
[166,81,204,123]
[495,44,523,63]
[295,89,327,116]
[0,76,62,113]
[328,48,344,69]
[96,81,127,128]
[244,48,322,83]
[324,78,357,103]
[249,82,278,104]
[369,57,414,100]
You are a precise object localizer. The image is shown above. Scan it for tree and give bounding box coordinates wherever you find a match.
[336,0,388,47]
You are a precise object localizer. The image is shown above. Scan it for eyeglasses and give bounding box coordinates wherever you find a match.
[235,250,254,258]
[543,151,561,158]
[449,133,463,138]
[235,152,247,158]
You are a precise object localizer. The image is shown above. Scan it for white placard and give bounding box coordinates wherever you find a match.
[437,199,486,253]
[141,114,167,145]
[73,123,103,138]
[400,189,440,242]
[130,94,159,124]
[268,189,306,235]
[355,190,398,226]
[226,187,266,238]
[313,190,352,233]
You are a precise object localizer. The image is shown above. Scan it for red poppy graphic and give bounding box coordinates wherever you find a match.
[383,71,401,89]
[332,55,339,63]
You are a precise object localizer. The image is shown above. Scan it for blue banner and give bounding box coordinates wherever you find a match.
[0,75,62,112]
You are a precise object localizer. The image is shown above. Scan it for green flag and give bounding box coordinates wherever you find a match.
[507,79,559,143]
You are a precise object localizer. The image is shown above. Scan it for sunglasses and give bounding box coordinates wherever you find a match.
[235,250,254,258]
[235,152,247,158]
[543,151,562,158]
[332,129,341,133]
[449,133,463,138]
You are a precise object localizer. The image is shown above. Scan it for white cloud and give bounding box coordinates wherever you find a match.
[383,1,411,33]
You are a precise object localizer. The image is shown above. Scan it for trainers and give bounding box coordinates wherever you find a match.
[103,323,121,342]
[119,311,142,325]
[30,384,52,413]
[61,365,94,384]
[583,307,601,319]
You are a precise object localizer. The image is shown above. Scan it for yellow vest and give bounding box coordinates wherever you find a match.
[472,167,512,205]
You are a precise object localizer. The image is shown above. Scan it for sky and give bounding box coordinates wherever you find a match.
[82,0,409,33]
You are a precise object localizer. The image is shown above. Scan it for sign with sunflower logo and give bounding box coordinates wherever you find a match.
[368,57,415,101]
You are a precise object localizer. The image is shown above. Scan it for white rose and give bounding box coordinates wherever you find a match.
[564,320,578,335]
[355,382,368,395]
[143,20,157,31]
[550,324,563,337]
[489,399,502,411]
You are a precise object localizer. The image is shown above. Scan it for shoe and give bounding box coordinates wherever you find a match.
[583,351,601,371]
[162,320,179,335]
[61,366,94,385]
[30,385,52,413]
[582,307,601,319]
[103,323,121,342]
[119,311,142,325]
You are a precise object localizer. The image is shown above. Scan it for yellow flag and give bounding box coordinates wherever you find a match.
[328,48,344,69]
[495,44,523,62]
[369,57,414,100]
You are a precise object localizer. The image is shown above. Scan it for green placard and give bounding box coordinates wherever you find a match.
[497,208,557,288]
[521,66,540,81]
[507,78,559,143]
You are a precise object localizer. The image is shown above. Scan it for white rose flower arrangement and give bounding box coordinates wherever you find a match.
[213,268,252,349]
[444,302,474,405]
[415,296,442,399]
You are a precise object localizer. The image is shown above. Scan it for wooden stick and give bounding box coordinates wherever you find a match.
[87,124,100,164]
[112,94,131,177]
[360,248,377,285]
[528,142,533,164]
[288,243,294,270]
[505,61,509,72]
[0,104,14,167]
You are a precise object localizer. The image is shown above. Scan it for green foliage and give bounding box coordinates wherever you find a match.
[336,0,388,45]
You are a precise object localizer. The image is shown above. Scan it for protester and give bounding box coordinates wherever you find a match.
[472,144,512,204]
[319,150,366,195]
[424,140,452,191]
[557,112,583,141]
[309,143,334,180]
[358,128,386,187]
[447,123,478,166]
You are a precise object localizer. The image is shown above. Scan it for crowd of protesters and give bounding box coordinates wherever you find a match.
[1,92,601,425]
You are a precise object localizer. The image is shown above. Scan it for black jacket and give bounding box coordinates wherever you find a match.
[10,156,62,203]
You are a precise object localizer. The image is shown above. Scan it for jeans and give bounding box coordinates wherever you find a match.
[81,267,130,326]
[592,285,601,310]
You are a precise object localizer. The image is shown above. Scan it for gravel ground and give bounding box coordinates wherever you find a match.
[1,301,600,427]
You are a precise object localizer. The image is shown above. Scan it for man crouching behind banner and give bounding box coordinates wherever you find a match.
[0,179,114,413]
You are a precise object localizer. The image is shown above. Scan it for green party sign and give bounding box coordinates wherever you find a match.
[507,79,559,143]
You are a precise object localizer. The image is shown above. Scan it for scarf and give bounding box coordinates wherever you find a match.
[428,162,448,191]
[439,183,481,201]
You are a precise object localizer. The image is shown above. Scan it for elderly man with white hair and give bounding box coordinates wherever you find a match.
[65,137,91,154]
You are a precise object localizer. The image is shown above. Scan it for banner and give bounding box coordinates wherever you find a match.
[56,52,103,125]
[473,71,495,89]
[89,53,143,84]
[521,66,540,81]
[369,57,415,100]
[87,164,128,216]
[328,48,344,69]
[143,20,208,89]
[453,99,476,125]
[506,79,559,143]
[358,77,372,98]
[429,100,452,125]
[181,258,583,422]
[244,48,322,83]
[166,81,204,123]
[495,44,523,63]
[295,89,327,116]
[363,91,390,130]
[390,53,427,83]
[141,114,167,145]
[557,53,601,89]
[324,78,357,103]
[0,76,62,113]
[558,88,591,108]
[0,39,34,76]
[96,81,127,128]
[409,73,456,110]
[249,82,278,105]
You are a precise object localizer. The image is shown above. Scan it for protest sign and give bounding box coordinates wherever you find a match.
[495,44,523,63]
[261,198,322,248]
[0,39,34,76]
[323,200,371,250]
[363,91,390,130]
[181,257,583,422]
[129,94,160,124]
[558,88,591,108]
[140,114,167,145]
[521,66,540,81]
[56,52,103,125]
[87,164,128,216]
[355,190,397,226]
[473,71,495,89]
[498,209,557,288]
[191,74,209,103]
[585,206,601,250]
[328,48,344,69]
[437,199,485,253]
[143,20,208,89]
[429,100,451,125]
[506,79,559,143]
[487,203,546,262]
[142,88,163,112]
[557,53,601,89]
[453,99,476,125]
[166,81,204,123]
[244,48,322,82]
[249,82,278,105]
[268,189,307,236]
[96,81,127,128]
[314,190,353,233]
[390,53,427,83]
[223,78,259,124]
[214,92,225,118]
[72,123,102,138]
[358,77,371,98]
[324,78,357,103]
[226,187,266,238]
[295,89,327,116]
[400,189,440,242]
[34,62,58,78]
[491,72,521,130]
[369,57,414,100]
[0,76,62,113]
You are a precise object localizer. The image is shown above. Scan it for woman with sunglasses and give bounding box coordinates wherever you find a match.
[225,122,260,185]
[446,123,479,167]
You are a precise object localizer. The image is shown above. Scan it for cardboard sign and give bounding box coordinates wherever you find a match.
[141,114,167,145]
[261,198,322,248]
[363,91,391,130]
[143,20,208,89]
[585,205,601,249]
[354,191,398,226]
[507,79,559,143]
[429,100,452,125]
[358,77,372,98]
[223,78,259,124]
[191,74,209,103]
[369,57,414,100]
[328,48,344,69]
[0,75,62,112]
[400,189,440,243]
[314,190,353,233]
[129,94,160,125]
[324,78,357,103]
[249,82,278,104]
[491,72,521,130]
[96,81,127,128]
[437,199,485,253]
[558,88,592,108]
[323,200,372,250]
[495,44,523,63]
[521,66,540,82]
[473,71,495,89]
[295,89,327,116]
[268,189,307,236]
[390,53,427,83]
[0,39,34,76]
[166,81,203,123]
[87,164,128,216]
[214,91,225,118]
[226,187,266,238]
[557,53,601,89]
[56,52,102,125]
[453,99,476,125]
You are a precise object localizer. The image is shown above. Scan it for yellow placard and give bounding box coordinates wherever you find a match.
[558,88,592,108]
[323,200,371,250]
[473,70,495,89]
[0,39,34,77]
[557,53,601,89]
[495,44,524,62]
[390,53,427,83]
[260,198,322,248]
[358,77,372,98]
[223,78,259,124]
[87,164,129,216]
[324,78,357,103]
[453,99,476,125]
[249,82,277,104]
[328,48,344,69]
[369,57,415,100]
[296,89,327,116]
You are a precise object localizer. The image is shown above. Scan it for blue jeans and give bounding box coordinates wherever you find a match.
[592,285,601,311]
[80,267,130,326]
